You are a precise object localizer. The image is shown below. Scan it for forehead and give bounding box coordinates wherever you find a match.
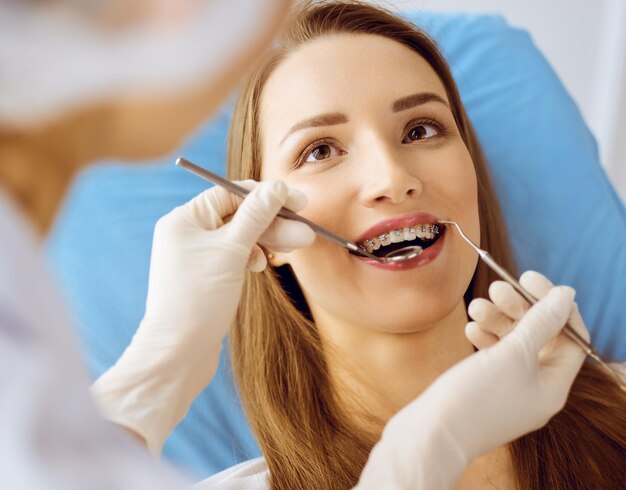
[260,33,449,143]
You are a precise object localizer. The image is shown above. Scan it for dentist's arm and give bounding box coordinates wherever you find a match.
[356,272,587,489]
[91,180,314,456]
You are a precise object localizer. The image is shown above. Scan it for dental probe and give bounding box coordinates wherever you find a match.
[439,219,626,391]
[176,157,418,264]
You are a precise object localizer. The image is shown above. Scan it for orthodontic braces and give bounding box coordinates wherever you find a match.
[361,224,440,251]
[359,224,439,250]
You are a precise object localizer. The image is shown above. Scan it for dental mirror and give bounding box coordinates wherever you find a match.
[381,245,423,262]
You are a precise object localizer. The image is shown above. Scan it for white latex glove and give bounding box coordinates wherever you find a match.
[465,271,589,351]
[91,180,315,456]
[356,272,587,489]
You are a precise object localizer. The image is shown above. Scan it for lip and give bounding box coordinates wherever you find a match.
[357,224,447,271]
[354,212,442,244]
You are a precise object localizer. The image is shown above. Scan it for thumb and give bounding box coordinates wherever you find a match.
[247,245,268,272]
[227,180,288,249]
[503,286,575,357]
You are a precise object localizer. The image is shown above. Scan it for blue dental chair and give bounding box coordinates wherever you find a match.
[46,11,626,479]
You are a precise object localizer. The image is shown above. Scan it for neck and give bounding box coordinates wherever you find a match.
[318,300,474,433]
[0,112,104,237]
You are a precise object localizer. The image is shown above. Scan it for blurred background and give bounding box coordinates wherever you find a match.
[373,0,626,201]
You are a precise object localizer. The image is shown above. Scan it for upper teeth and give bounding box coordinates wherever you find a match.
[360,224,439,253]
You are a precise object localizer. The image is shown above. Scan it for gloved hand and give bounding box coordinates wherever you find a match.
[91,180,315,456]
[356,272,588,489]
[465,271,589,352]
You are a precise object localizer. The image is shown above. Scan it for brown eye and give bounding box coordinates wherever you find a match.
[304,143,339,163]
[403,123,439,143]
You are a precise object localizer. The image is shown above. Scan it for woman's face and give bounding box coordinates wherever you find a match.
[260,34,480,333]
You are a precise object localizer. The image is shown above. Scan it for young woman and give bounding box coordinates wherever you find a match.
[221,2,626,488]
[93,1,625,489]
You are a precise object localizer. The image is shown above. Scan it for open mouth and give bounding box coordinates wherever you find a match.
[359,224,443,258]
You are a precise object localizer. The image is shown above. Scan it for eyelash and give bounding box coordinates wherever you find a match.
[294,137,339,169]
[403,117,447,142]
[293,117,447,168]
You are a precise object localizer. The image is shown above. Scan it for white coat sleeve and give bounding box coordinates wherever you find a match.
[0,192,190,490]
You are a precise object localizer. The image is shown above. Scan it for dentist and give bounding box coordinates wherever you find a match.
[0,1,587,488]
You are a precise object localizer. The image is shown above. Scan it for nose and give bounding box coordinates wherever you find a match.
[358,138,423,207]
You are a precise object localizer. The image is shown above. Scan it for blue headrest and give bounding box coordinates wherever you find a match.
[47,12,626,478]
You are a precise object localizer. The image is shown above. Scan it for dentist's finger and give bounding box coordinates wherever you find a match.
[468,297,509,324]
[241,184,315,252]
[259,218,315,251]
[240,182,315,250]
[563,302,589,341]
[467,298,514,338]
[465,321,499,349]
[174,179,308,232]
[519,270,554,299]
[226,180,290,249]
[518,271,589,344]
[489,281,529,321]
[238,180,308,213]
[175,184,246,230]
[247,245,268,272]
[501,286,576,361]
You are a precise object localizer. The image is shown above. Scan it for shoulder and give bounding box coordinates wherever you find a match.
[193,458,269,490]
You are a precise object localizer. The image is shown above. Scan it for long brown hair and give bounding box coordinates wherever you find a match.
[226,2,626,488]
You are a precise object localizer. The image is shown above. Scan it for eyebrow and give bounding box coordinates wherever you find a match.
[280,92,449,145]
[392,92,449,112]
[281,112,348,145]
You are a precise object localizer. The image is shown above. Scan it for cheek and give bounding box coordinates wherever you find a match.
[273,174,359,314]
[445,153,480,305]
[281,235,351,325]
[457,160,480,241]
[423,146,480,299]
[438,145,477,198]
[430,144,479,236]
[451,168,479,233]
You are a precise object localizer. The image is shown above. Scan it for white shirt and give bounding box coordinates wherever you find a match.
[195,458,268,489]
[0,190,189,489]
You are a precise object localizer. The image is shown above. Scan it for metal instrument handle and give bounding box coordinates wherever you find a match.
[175,157,384,262]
